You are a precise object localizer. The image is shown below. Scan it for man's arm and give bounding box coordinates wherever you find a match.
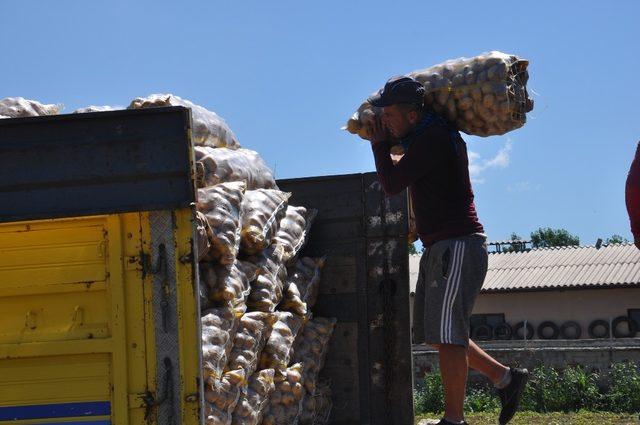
[371,141,423,195]
[369,118,446,196]
[626,142,640,248]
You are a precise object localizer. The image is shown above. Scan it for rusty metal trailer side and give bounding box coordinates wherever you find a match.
[278,173,414,425]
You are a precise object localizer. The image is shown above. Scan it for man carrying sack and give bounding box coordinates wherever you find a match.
[367,76,528,425]
[627,142,640,250]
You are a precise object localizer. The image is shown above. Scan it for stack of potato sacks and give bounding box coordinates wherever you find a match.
[0,97,61,118]
[1,94,338,424]
[129,95,337,425]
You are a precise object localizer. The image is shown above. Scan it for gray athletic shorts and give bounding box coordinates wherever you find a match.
[413,234,488,347]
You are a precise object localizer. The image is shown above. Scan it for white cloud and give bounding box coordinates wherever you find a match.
[468,140,512,183]
[507,181,541,192]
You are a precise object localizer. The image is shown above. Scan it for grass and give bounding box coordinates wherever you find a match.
[416,410,640,424]
[415,363,640,416]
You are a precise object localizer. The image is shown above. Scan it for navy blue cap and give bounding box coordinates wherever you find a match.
[367,76,425,107]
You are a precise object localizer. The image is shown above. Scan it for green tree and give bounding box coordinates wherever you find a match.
[605,234,629,244]
[530,227,580,248]
[408,242,418,255]
[504,232,525,253]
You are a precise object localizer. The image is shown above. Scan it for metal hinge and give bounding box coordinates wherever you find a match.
[179,252,194,264]
[140,357,175,422]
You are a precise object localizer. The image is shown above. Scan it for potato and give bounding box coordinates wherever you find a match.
[436,90,449,106]
[482,94,495,109]
[458,97,473,111]
[346,119,360,133]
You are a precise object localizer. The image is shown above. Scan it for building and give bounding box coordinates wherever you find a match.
[409,243,640,341]
[410,243,640,378]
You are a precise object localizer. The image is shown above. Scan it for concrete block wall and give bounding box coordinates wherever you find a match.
[413,339,640,385]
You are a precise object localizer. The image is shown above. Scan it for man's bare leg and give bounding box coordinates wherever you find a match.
[467,339,509,385]
[437,343,468,423]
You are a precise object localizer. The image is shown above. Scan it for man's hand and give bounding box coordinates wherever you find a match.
[369,115,390,145]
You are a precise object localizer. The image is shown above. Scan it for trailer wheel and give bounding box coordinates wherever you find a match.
[537,321,560,340]
[471,324,493,341]
[612,316,637,338]
[560,321,582,339]
[494,323,513,340]
[588,319,610,339]
[513,321,535,340]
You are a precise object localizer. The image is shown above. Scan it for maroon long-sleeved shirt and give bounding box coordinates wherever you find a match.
[371,119,484,247]
[626,142,640,242]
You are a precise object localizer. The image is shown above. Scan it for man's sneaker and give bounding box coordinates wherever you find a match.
[497,367,529,424]
[418,419,468,425]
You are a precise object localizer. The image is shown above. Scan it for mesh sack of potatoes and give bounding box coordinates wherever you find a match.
[299,392,317,425]
[197,182,246,265]
[200,280,213,311]
[259,312,305,375]
[194,146,278,190]
[200,260,259,313]
[240,189,291,255]
[202,307,243,384]
[310,379,332,425]
[244,244,287,312]
[129,93,240,149]
[292,317,337,395]
[274,206,318,266]
[204,368,246,425]
[231,368,276,425]
[227,312,278,378]
[195,211,213,262]
[262,363,305,425]
[0,97,61,118]
[345,51,533,139]
[280,257,326,317]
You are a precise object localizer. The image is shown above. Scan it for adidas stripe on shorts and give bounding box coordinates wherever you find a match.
[413,234,488,347]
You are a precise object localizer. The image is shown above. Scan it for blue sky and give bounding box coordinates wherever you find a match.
[2,1,639,246]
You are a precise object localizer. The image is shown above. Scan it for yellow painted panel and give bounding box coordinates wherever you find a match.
[0,217,107,234]
[0,280,106,298]
[0,288,110,344]
[0,338,113,359]
[120,212,152,424]
[0,209,202,425]
[0,354,110,406]
[175,208,201,424]
[105,215,128,425]
[11,416,111,424]
[0,229,107,288]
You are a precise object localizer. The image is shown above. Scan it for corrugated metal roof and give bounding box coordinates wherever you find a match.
[409,244,640,294]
